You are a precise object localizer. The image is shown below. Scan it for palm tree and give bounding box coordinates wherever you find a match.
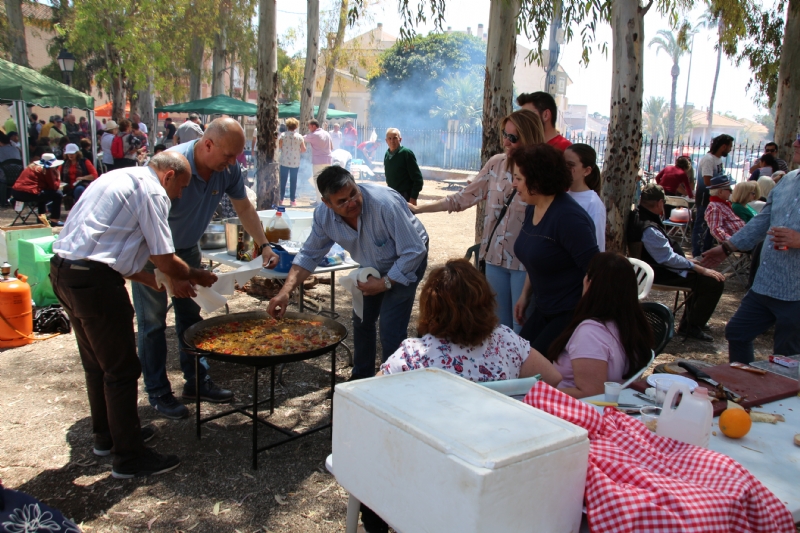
[697,10,723,143]
[429,73,484,131]
[648,29,689,141]
[643,96,668,139]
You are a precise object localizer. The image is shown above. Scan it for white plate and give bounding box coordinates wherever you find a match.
[647,373,698,391]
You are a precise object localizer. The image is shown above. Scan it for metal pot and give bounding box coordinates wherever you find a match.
[199,223,226,250]
[224,217,255,257]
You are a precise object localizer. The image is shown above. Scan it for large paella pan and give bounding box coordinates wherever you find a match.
[182,311,348,366]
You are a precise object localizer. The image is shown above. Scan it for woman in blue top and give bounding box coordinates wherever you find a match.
[509,143,600,355]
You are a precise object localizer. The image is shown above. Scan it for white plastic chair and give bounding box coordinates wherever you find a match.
[620,350,656,390]
[628,258,654,300]
[477,375,540,397]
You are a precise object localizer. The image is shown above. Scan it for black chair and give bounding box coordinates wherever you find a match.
[641,301,675,355]
[0,158,24,207]
[465,243,481,269]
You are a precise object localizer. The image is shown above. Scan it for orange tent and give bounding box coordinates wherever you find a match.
[94,101,168,119]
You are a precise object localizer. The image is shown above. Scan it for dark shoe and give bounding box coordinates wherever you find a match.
[700,323,711,332]
[149,392,189,419]
[181,379,233,403]
[111,448,180,479]
[679,325,714,342]
[49,220,64,227]
[94,426,155,457]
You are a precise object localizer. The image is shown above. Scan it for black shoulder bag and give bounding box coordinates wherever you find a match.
[478,189,517,274]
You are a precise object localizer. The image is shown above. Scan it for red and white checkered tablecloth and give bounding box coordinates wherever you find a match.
[522,382,795,533]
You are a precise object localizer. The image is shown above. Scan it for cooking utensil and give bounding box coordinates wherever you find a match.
[729,362,767,375]
[678,362,741,400]
[634,392,656,404]
[224,217,256,258]
[199,223,226,249]
[182,311,348,366]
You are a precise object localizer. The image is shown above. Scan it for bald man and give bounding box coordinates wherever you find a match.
[132,118,280,420]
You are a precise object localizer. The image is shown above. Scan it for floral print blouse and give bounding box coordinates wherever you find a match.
[443,153,528,271]
[279,131,304,168]
[380,325,531,382]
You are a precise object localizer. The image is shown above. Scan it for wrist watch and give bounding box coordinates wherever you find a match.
[382,276,392,290]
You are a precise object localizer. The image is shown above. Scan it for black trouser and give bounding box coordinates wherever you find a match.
[11,189,62,220]
[50,256,146,468]
[654,269,724,328]
[393,189,411,201]
[519,308,575,355]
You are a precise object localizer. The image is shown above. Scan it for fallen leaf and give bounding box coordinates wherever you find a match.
[173,516,190,523]
[242,472,254,479]
[147,516,158,530]
[186,523,199,531]
[213,501,221,516]
[274,494,287,506]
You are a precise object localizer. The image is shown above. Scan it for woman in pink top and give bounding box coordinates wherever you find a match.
[410,110,545,332]
[528,252,654,398]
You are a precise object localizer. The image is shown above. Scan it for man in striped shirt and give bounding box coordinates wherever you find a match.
[51,152,217,479]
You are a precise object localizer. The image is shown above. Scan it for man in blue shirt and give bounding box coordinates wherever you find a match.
[132,118,279,420]
[703,136,800,363]
[267,165,429,379]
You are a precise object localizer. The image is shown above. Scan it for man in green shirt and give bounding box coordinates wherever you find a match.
[383,128,423,205]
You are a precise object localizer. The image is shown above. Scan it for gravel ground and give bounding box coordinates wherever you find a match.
[0,179,781,532]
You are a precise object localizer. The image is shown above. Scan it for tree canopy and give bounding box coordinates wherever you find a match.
[368,32,486,129]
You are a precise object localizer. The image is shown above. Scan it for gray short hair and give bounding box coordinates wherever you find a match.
[149,151,190,177]
[317,165,356,198]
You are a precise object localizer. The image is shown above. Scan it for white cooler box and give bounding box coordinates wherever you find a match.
[332,368,590,533]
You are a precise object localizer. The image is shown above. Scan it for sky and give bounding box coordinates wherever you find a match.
[276,0,776,123]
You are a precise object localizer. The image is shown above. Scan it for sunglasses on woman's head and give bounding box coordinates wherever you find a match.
[502,130,519,144]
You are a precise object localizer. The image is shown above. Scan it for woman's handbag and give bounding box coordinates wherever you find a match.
[477,190,517,274]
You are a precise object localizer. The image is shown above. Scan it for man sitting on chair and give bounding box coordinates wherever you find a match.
[627,184,725,342]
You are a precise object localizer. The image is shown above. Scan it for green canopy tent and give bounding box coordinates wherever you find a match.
[277,101,357,120]
[0,58,96,166]
[155,94,258,116]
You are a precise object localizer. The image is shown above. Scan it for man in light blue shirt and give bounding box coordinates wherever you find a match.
[703,137,800,363]
[268,166,428,379]
[132,118,279,420]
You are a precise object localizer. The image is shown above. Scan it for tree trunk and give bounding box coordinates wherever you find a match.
[229,50,237,97]
[5,0,29,67]
[137,76,156,146]
[212,23,228,96]
[189,36,204,100]
[256,0,280,210]
[316,0,349,124]
[602,0,648,253]
[680,34,694,137]
[668,63,679,140]
[707,18,723,142]
[299,0,320,134]
[105,43,127,120]
[476,0,519,243]
[774,0,800,169]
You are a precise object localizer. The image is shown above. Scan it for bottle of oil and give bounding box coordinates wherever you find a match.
[265,206,292,243]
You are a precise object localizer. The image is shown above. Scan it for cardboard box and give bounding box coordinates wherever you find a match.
[332,369,590,533]
[0,225,53,273]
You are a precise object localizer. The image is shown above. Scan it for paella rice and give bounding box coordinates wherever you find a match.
[194,318,342,356]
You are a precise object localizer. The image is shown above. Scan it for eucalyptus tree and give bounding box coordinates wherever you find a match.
[299,0,320,134]
[255,0,280,209]
[317,0,350,124]
[4,0,28,66]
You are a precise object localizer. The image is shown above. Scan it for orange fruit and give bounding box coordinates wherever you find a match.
[719,408,752,439]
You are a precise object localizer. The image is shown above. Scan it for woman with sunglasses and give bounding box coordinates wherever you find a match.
[409,110,545,332]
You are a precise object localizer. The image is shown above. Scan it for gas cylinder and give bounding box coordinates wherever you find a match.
[0,262,33,348]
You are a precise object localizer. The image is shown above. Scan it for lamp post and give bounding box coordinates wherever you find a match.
[57,48,76,115]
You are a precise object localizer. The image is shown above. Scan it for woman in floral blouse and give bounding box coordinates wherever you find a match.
[409,110,545,332]
[379,259,548,382]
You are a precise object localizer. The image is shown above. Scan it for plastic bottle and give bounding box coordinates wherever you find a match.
[656,383,713,447]
[265,206,292,243]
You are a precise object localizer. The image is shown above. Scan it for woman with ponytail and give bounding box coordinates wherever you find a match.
[565,143,606,251]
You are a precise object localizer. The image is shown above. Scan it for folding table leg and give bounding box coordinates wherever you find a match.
[345,494,360,533]
[252,367,259,470]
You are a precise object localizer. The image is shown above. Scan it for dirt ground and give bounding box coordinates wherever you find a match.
[0,179,779,532]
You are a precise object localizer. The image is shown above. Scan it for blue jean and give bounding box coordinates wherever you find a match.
[352,253,428,378]
[726,290,800,364]
[484,263,528,333]
[73,182,88,202]
[279,165,299,202]
[131,245,209,398]
[691,203,714,258]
